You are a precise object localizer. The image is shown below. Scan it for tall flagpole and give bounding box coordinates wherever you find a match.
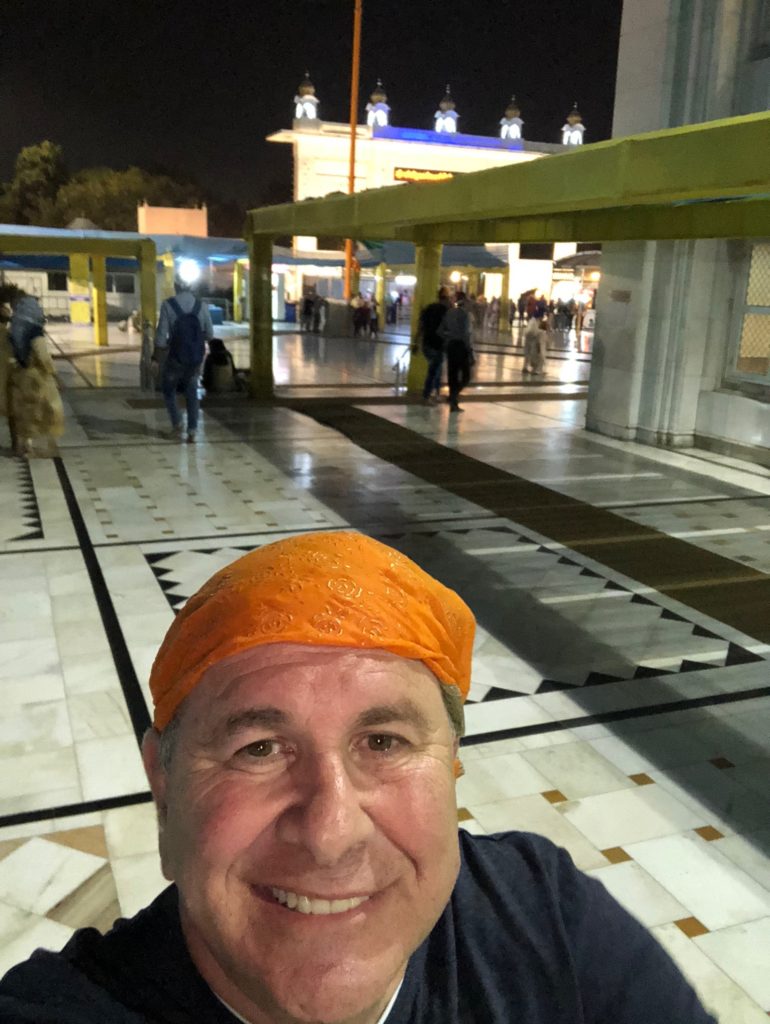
[343,0,363,300]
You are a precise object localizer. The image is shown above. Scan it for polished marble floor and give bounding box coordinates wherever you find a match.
[0,330,768,1020]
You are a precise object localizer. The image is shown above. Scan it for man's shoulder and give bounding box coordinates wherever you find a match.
[0,887,207,1023]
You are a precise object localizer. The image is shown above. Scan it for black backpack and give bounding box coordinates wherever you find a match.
[168,297,205,367]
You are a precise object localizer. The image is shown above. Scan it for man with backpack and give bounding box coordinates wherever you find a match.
[153,282,214,443]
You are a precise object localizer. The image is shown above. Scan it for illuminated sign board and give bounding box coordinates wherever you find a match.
[394,167,454,183]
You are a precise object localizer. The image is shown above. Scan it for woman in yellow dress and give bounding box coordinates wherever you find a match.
[8,295,64,457]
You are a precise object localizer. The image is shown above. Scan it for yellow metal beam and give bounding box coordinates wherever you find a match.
[411,197,770,245]
[0,235,150,258]
[91,255,108,347]
[247,112,770,242]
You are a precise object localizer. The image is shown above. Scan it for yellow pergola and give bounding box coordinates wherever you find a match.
[0,229,158,347]
[244,111,770,396]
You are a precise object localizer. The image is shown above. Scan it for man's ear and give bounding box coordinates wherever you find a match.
[142,729,177,882]
[141,728,168,824]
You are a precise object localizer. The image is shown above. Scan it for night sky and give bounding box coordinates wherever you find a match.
[1,0,624,214]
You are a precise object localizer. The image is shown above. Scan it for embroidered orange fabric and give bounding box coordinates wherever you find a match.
[150,531,476,731]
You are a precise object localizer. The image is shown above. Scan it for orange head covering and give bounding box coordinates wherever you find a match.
[150,530,476,732]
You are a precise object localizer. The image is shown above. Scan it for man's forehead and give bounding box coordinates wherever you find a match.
[191,643,440,711]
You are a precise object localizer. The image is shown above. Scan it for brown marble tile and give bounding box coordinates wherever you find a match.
[695,825,725,842]
[0,838,26,861]
[675,917,709,938]
[457,808,473,822]
[709,757,735,770]
[601,847,633,864]
[629,773,655,786]
[542,789,568,804]
[48,862,121,933]
[48,825,109,859]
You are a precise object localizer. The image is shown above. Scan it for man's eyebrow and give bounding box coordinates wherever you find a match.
[221,707,290,737]
[353,701,432,734]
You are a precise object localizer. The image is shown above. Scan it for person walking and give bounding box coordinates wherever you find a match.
[7,295,64,457]
[438,291,474,412]
[523,316,548,375]
[153,282,213,443]
[415,287,450,403]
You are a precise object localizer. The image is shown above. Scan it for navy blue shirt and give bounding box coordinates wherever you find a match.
[0,830,715,1023]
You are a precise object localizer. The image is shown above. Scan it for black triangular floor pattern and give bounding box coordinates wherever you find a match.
[142,528,766,701]
[7,459,43,543]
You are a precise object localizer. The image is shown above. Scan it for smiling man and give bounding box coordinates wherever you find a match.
[0,532,715,1024]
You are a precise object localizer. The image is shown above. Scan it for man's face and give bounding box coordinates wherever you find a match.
[143,645,460,1024]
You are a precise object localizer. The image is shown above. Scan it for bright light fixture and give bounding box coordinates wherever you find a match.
[394,274,417,286]
[449,271,462,283]
[177,259,201,285]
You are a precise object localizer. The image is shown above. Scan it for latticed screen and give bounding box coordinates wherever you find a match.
[746,243,770,305]
[737,244,770,377]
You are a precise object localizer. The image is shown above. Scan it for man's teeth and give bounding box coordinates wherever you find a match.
[271,888,369,915]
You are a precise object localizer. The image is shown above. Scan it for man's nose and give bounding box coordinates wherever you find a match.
[276,753,375,867]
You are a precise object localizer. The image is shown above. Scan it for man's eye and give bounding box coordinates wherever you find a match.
[241,739,281,759]
[366,734,400,753]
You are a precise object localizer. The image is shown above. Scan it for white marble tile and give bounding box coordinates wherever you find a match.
[695,918,770,1011]
[0,747,80,804]
[649,763,770,836]
[112,852,169,918]
[0,671,66,707]
[520,741,635,799]
[67,691,132,741]
[653,922,769,1024]
[713,830,770,892]
[458,820,487,836]
[627,832,770,930]
[0,700,72,757]
[560,785,708,850]
[0,838,105,916]
[586,860,688,927]
[0,902,73,978]
[470,794,607,871]
[76,735,148,801]
[587,724,714,774]
[61,651,121,694]
[456,753,552,806]
[464,696,555,737]
[104,802,160,859]
[0,639,60,680]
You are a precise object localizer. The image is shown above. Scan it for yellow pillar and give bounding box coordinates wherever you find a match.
[406,242,443,395]
[467,270,480,297]
[498,266,511,333]
[375,261,386,330]
[138,240,158,337]
[248,233,274,400]
[233,259,245,323]
[351,260,361,299]
[68,254,91,324]
[161,251,175,300]
[91,255,108,347]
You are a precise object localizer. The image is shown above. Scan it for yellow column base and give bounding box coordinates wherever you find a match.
[406,242,443,395]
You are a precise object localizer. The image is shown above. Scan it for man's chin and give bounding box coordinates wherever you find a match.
[233,958,397,1024]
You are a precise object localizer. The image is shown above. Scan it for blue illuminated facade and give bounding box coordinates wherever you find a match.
[372,125,525,152]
